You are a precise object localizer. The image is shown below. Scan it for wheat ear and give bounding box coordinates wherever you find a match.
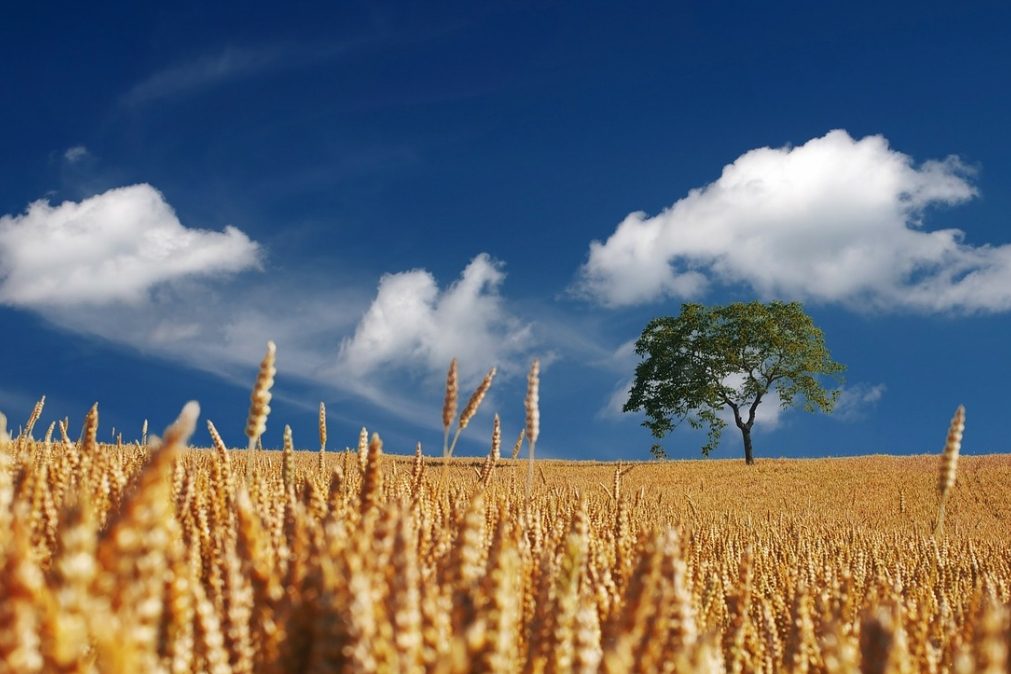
[525,359,540,497]
[357,427,369,475]
[447,367,496,459]
[23,394,45,440]
[244,341,276,453]
[360,432,384,514]
[281,424,295,493]
[442,358,458,460]
[934,404,965,538]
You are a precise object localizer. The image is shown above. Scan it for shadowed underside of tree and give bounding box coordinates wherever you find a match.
[624,301,844,464]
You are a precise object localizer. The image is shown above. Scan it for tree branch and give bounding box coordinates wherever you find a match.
[746,392,764,429]
[723,397,746,429]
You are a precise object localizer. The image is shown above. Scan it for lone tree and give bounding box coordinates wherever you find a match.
[624,301,844,464]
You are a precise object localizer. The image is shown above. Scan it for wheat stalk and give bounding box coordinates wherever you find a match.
[934,404,965,538]
[525,359,540,498]
[357,426,369,476]
[244,341,276,455]
[318,402,327,472]
[282,424,294,493]
[446,367,496,460]
[479,414,502,488]
[360,432,384,515]
[442,358,458,459]
[23,394,45,441]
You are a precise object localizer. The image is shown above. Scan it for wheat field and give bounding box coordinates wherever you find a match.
[0,361,1009,673]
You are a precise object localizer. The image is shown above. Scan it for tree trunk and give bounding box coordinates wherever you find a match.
[740,426,754,465]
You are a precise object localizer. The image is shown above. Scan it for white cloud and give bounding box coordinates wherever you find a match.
[576,130,1011,312]
[597,339,638,419]
[0,184,260,306]
[122,47,281,106]
[0,184,537,437]
[832,383,886,420]
[120,41,368,107]
[63,146,89,163]
[337,253,533,384]
[599,377,634,419]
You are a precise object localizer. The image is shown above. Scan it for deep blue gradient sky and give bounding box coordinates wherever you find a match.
[2,2,1010,460]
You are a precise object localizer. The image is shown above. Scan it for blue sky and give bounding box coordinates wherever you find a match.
[1,1,1009,460]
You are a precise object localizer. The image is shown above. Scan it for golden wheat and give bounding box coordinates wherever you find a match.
[442,358,458,457]
[244,341,276,453]
[935,404,966,538]
[525,358,540,497]
[0,355,1008,673]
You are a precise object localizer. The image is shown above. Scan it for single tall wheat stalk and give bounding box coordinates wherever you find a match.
[479,414,502,488]
[244,341,276,478]
[360,433,384,515]
[357,427,369,475]
[282,425,294,492]
[934,404,965,538]
[318,402,327,472]
[525,359,540,498]
[244,341,276,451]
[23,394,45,440]
[442,359,458,459]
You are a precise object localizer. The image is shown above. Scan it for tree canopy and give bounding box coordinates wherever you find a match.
[623,301,844,463]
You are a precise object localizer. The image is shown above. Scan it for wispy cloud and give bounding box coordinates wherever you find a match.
[832,383,887,420]
[575,130,1011,314]
[598,376,634,420]
[596,339,637,419]
[63,145,89,163]
[122,46,285,106]
[120,37,380,107]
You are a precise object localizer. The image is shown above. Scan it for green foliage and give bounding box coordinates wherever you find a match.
[649,443,668,460]
[623,301,844,458]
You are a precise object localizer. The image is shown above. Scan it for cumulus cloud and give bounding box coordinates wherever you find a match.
[0,184,260,306]
[337,253,533,383]
[576,130,1011,312]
